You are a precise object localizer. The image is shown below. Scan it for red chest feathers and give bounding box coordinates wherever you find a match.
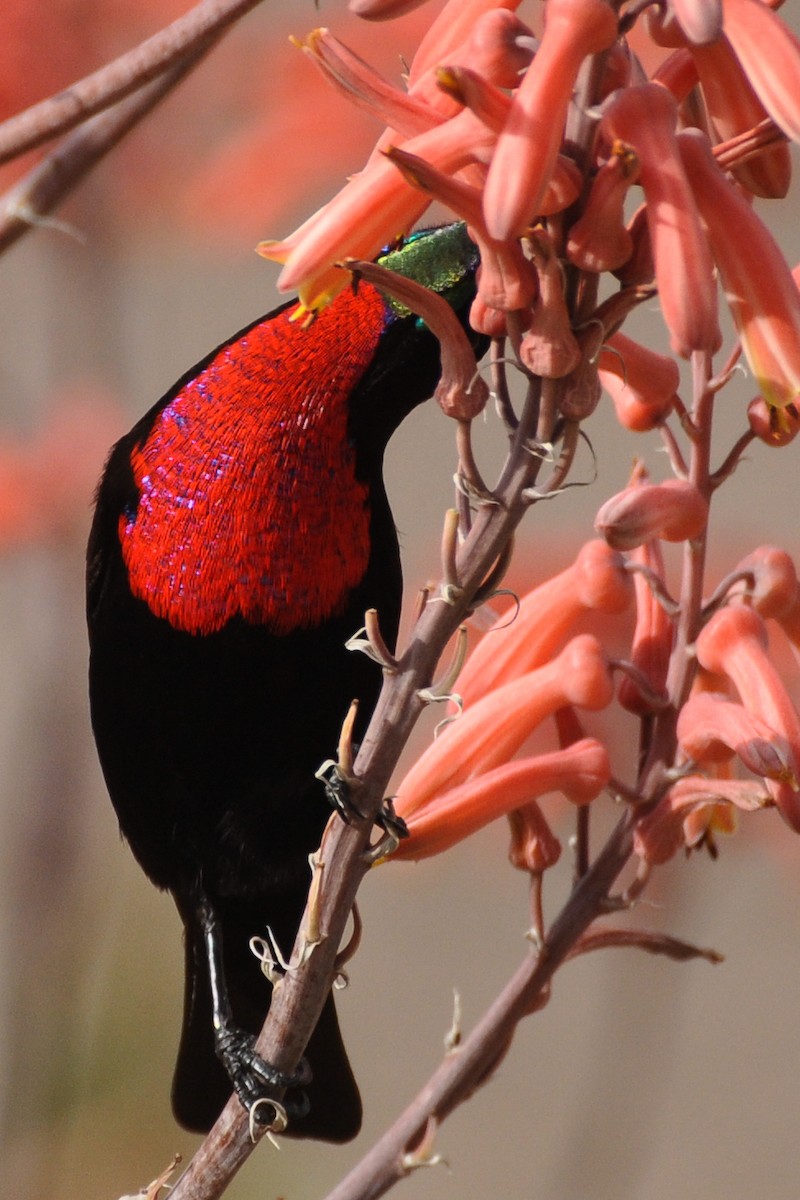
[119,287,388,635]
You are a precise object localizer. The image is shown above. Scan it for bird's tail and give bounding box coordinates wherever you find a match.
[171,895,362,1141]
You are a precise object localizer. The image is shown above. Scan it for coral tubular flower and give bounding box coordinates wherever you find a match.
[299,29,442,139]
[672,0,722,44]
[690,37,791,199]
[483,0,618,240]
[384,146,538,312]
[678,128,800,412]
[720,0,800,144]
[594,479,708,551]
[400,634,613,814]
[728,545,799,621]
[618,535,673,715]
[519,230,580,378]
[651,17,790,198]
[408,0,528,89]
[566,144,640,272]
[392,739,610,860]
[613,204,654,287]
[747,396,800,447]
[695,605,800,829]
[598,331,679,431]
[677,692,795,782]
[265,107,495,308]
[456,541,631,707]
[508,799,562,874]
[435,63,511,132]
[634,775,768,865]
[600,85,719,358]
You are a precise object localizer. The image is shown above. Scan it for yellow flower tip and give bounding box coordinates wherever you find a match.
[287,303,318,330]
[290,27,325,52]
[255,239,290,265]
[297,274,349,314]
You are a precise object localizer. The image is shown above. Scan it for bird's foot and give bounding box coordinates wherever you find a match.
[375,796,408,841]
[215,1027,311,1128]
[318,761,409,841]
[318,760,365,823]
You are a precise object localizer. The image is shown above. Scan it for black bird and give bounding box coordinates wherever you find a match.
[87,223,484,1138]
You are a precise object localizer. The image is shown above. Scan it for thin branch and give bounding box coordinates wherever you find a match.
[321,812,639,1200]
[0,52,207,255]
[169,377,558,1200]
[0,0,266,166]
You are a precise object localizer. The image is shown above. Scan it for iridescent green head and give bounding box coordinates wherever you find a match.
[377,223,479,319]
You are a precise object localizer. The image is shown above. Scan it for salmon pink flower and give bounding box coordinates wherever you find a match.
[634,775,768,865]
[383,146,539,313]
[728,546,798,621]
[598,332,679,431]
[566,144,640,273]
[672,0,722,44]
[747,396,800,447]
[519,230,580,378]
[677,692,795,782]
[261,106,495,309]
[508,800,562,874]
[400,634,613,814]
[613,204,654,287]
[690,37,791,199]
[720,0,800,144]
[298,28,442,139]
[408,2,530,91]
[436,63,510,131]
[457,541,631,707]
[695,604,800,830]
[594,479,708,551]
[392,739,610,860]
[679,128,800,412]
[618,536,673,715]
[483,0,618,240]
[558,352,602,422]
[681,797,738,855]
[600,85,720,358]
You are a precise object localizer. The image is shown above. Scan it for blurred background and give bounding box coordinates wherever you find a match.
[2,3,800,1198]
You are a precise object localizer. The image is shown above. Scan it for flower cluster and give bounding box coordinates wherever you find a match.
[263,0,800,879]
[260,0,800,433]
[391,500,800,873]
